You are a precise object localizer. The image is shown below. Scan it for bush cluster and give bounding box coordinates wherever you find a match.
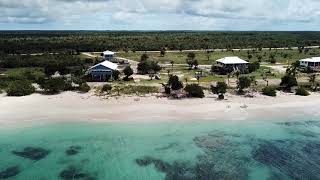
[262,86,277,97]
[6,80,35,96]
[296,87,310,96]
[184,84,204,98]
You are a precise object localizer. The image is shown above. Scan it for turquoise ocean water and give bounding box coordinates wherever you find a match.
[1,117,320,180]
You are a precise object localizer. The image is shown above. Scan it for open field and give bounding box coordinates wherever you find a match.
[116,48,320,65]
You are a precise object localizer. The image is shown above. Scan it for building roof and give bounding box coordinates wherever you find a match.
[89,60,118,71]
[216,57,249,64]
[103,50,115,55]
[300,57,320,63]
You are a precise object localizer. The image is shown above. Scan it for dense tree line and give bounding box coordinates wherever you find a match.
[1,31,320,54]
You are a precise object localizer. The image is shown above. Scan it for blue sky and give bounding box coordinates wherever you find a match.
[0,0,319,30]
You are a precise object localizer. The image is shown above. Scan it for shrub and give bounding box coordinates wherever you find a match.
[6,80,35,96]
[101,84,112,92]
[262,86,277,97]
[78,83,90,93]
[296,87,310,96]
[184,84,204,98]
[248,62,260,73]
[39,77,67,94]
[280,74,297,91]
[237,76,251,93]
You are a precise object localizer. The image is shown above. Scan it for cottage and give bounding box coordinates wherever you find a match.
[102,51,115,61]
[88,60,118,81]
[215,57,249,73]
[299,57,320,70]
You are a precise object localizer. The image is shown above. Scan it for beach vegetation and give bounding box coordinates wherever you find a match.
[280,74,298,91]
[262,86,277,97]
[248,61,260,73]
[123,66,134,81]
[6,80,35,96]
[211,81,228,99]
[237,76,252,94]
[117,85,159,95]
[168,75,184,91]
[39,77,68,94]
[78,83,90,93]
[112,70,120,81]
[184,84,204,98]
[101,84,112,93]
[296,87,310,96]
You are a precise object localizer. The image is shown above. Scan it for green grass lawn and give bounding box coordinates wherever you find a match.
[117,48,320,65]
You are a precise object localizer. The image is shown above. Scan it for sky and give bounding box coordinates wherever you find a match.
[0,0,320,30]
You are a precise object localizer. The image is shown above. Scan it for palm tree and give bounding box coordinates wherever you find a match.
[309,74,317,91]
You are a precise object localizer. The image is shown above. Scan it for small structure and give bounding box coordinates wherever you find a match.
[215,57,249,73]
[299,57,320,70]
[88,60,118,81]
[102,50,115,61]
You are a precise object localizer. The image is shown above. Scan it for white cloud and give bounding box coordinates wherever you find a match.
[0,0,319,30]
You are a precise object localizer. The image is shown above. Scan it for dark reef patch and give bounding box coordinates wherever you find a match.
[59,166,95,180]
[0,166,20,179]
[12,147,50,160]
[252,140,320,179]
[136,132,250,180]
[66,146,82,156]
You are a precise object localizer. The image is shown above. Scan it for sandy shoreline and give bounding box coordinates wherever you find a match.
[1,91,320,128]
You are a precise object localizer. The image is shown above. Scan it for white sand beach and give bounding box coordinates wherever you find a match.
[1,91,320,128]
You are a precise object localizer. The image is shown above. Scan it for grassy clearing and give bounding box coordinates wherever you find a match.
[111,85,159,95]
[117,48,320,65]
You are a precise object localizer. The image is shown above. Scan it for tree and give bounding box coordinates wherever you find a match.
[184,84,204,98]
[123,66,134,80]
[112,70,120,80]
[269,54,276,64]
[186,52,197,70]
[248,62,260,73]
[248,54,253,60]
[160,48,166,57]
[280,74,298,91]
[193,60,199,69]
[6,80,35,96]
[170,60,174,68]
[140,53,149,61]
[237,76,251,93]
[262,73,269,86]
[286,60,300,76]
[211,81,228,99]
[137,61,150,74]
[309,74,316,86]
[168,75,183,90]
[150,61,162,73]
[137,60,161,75]
[309,74,317,91]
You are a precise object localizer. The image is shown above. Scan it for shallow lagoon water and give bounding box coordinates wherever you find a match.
[1,118,320,180]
